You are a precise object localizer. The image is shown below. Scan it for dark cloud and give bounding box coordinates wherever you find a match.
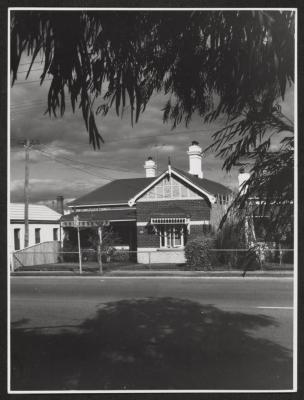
[10,70,294,203]
[10,178,107,203]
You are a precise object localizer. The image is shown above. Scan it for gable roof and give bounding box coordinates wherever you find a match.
[69,167,232,208]
[128,167,232,206]
[10,203,61,221]
[68,177,155,207]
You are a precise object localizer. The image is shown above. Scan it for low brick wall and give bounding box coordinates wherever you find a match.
[137,249,186,264]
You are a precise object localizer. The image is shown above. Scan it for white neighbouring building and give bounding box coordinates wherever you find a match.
[10,203,62,251]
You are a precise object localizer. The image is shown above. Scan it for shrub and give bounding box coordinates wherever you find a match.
[111,250,130,263]
[214,222,246,269]
[62,239,78,263]
[82,248,97,262]
[184,236,214,270]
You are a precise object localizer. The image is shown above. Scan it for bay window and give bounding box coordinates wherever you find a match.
[159,225,185,248]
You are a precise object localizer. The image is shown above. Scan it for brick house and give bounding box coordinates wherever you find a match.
[61,142,232,263]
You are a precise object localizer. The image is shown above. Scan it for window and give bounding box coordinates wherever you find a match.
[159,226,185,248]
[35,228,41,244]
[14,229,20,250]
[53,228,58,241]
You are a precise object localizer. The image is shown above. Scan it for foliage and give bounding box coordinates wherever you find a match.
[205,106,294,236]
[86,226,120,252]
[110,250,130,263]
[184,236,215,270]
[215,221,245,250]
[62,238,78,262]
[11,11,294,143]
[213,221,257,269]
[10,11,295,233]
[81,248,97,262]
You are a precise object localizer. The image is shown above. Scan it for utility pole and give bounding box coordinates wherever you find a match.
[18,139,40,248]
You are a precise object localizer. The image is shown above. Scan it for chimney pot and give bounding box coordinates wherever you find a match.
[187,142,203,179]
[144,157,157,177]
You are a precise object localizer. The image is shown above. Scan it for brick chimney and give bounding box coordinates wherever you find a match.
[144,157,157,177]
[56,195,64,215]
[187,141,203,178]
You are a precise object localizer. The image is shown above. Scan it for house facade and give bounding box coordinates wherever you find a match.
[61,142,232,263]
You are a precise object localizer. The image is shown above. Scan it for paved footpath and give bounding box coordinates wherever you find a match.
[10,276,295,392]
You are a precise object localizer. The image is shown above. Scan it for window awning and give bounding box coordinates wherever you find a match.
[150,206,190,225]
[151,217,190,225]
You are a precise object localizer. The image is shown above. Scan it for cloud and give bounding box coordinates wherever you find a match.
[10,178,108,203]
[10,67,294,203]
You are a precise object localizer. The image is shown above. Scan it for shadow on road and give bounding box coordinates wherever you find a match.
[11,297,292,390]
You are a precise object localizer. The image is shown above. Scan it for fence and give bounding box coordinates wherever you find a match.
[12,241,61,271]
[11,246,294,272]
[208,248,294,270]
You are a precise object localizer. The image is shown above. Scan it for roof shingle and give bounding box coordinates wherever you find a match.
[10,203,62,221]
[61,208,136,222]
[68,177,155,206]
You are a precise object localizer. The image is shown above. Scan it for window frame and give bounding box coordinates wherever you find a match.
[159,225,185,249]
[53,227,58,241]
[35,228,41,244]
[14,228,20,250]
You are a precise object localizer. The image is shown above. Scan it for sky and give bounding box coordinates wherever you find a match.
[10,56,294,207]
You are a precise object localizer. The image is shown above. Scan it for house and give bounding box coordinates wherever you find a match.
[61,142,233,264]
[10,203,62,251]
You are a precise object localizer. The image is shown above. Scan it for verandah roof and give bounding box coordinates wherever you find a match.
[60,209,136,226]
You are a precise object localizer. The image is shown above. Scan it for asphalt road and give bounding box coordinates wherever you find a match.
[10,276,294,391]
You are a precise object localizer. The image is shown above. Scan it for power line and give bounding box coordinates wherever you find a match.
[35,147,111,179]
[102,127,214,145]
[33,147,160,196]
[11,98,71,111]
[33,148,114,181]
[11,104,48,113]
[39,144,135,174]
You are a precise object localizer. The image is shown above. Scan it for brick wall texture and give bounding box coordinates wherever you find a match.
[136,199,210,222]
[136,200,210,248]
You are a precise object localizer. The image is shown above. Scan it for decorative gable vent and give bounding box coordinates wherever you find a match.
[138,176,201,202]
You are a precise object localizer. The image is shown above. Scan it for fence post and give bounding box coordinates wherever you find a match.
[279,244,282,266]
[148,251,151,269]
[11,253,15,272]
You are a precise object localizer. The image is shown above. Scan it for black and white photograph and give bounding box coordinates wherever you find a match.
[8,7,296,393]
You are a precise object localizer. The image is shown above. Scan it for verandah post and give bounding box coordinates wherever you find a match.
[98,226,103,274]
[74,215,82,275]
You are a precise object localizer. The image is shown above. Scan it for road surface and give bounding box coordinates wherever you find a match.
[10,276,294,391]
